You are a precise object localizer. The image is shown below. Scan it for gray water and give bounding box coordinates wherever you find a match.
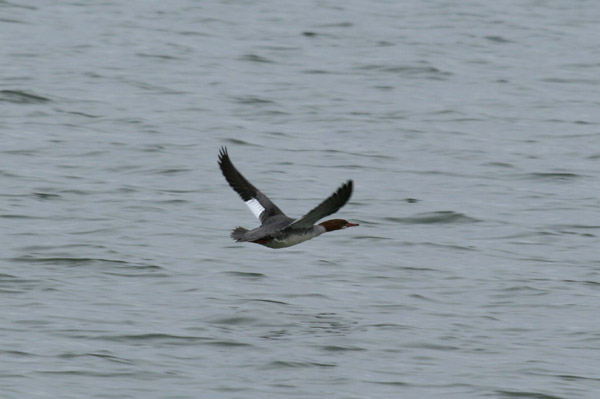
[2,1,599,398]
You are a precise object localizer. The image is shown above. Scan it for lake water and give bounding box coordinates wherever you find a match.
[1,1,599,398]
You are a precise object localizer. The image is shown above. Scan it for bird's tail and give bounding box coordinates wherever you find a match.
[230,226,249,242]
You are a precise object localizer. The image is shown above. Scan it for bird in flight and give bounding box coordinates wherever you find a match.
[218,147,358,248]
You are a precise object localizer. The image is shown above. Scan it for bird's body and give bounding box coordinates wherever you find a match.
[218,147,358,248]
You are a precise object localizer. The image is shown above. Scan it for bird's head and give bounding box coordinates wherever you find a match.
[319,219,359,232]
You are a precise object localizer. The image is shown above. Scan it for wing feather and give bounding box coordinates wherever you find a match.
[218,146,285,223]
[285,180,353,229]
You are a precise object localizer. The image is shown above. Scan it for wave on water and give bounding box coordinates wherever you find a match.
[386,211,480,224]
[0,90,50,104]
[515,172,584,181]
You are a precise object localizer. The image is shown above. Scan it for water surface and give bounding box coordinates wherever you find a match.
[1,1,599,398]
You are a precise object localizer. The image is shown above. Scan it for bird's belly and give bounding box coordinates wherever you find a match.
[263,229,322,249]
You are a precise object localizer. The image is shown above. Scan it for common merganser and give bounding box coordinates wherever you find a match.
[218,147,358,248]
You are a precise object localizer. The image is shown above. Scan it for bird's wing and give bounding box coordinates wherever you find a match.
[285,180,353,229]
[218,146,285,223]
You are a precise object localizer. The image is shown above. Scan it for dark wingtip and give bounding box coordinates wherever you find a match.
[340,180,353,199]
[218,146,228,164]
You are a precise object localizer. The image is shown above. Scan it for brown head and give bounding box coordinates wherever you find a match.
[319,219,359,232]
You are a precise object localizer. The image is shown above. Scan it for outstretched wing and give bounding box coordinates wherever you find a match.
[285,180,353,229]
[218,146,285,223]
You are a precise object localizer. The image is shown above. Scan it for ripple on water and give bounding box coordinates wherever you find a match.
[0,89,51,104]
[496,390,566,399]
[221,271,267,280]
[386,211,481,224]
[0,273,47,294]
[260,360,336,370]
[515,172,584,181]
[8,256,169,278]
